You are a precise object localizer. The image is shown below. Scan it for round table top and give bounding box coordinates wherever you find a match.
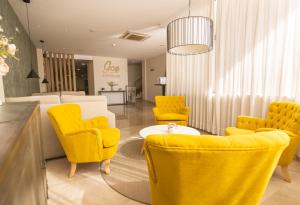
[139,125,200,138]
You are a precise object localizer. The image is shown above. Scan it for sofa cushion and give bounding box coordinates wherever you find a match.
[100,128,120,148]
[225,127,255,136]
[156,113,188,121]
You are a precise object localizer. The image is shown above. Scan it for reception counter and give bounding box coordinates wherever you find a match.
[0,102,47,205]
[98,90,127,105]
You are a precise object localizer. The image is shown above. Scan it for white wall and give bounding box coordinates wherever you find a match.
[36,48,47,93]
[93,56,128,94]
[143,54,166,102]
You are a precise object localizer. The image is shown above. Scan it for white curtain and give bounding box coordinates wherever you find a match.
[167,0,300,135]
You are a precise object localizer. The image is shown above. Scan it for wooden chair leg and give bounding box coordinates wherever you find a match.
[281,165,291,183]
[104,159,111,175]
[69,163,77,178]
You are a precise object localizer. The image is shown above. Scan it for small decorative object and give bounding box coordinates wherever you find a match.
[168,123,177,134]
[101,87,105,91]
[159,77,167,85]
[107,81,118,91]
[167,0,213,55]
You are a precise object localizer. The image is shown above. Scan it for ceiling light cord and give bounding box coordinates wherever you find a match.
[26,3,32,67]
[188,0,191,16]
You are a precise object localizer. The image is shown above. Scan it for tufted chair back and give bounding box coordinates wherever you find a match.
[266,102,300,134]
[144,132,289,205]
[155,96,185,114]
[48,104,84,136]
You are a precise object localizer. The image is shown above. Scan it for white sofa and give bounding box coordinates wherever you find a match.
[32,91,86,96]
[5,95,116,160]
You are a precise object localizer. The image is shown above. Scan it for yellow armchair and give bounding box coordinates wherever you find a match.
[153,96,190,126]
[144,132,289,205]
[47,104,120,177]
[225,102,300,182]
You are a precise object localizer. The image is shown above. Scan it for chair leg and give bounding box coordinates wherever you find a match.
[281,165,291,183]
[103,159,111,175]
[69,163,77,178]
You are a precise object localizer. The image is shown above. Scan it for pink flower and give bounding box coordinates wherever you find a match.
[0,57,9,76]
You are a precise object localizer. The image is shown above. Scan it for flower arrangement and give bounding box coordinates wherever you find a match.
[0,24,18,76]
[107,81,118,91]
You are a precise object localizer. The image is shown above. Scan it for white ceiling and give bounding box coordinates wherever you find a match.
[8,0,200,60]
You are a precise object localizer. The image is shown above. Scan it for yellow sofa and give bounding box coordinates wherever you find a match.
[226,102,300,182]
[153,96,190,126]
[144,132,289,205]
[48,104,120,177]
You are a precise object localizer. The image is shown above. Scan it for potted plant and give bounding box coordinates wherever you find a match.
[107,81,118,91]
[0,24,18,105]
[0,25,17,75]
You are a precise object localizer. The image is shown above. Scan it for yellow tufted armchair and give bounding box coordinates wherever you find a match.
[153,96,190,126]
[226,102,300,182]
[144,132,289,205]
[48,104,120,177]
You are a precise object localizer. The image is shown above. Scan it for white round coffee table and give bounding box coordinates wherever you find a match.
[139,125,200,154]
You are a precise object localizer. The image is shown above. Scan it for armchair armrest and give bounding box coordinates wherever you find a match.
[64,128,103,162]
[84,116,109,129]
[153,107,160,117]
[255,128,299,138]
[180,107,190,115]
[237,116,266,130]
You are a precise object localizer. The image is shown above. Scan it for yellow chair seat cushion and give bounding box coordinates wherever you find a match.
[156,113,188,121]
[100,128,120,148]
[225,127,255,136]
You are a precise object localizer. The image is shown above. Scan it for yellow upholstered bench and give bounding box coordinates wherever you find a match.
[226,102,300,182]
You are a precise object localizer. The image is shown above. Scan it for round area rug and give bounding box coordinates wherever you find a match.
[101,137,151,204]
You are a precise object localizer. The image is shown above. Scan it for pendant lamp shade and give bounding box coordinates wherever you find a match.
[23,0,40,79]
[26,69,40,79]
[41,78,49,83]
[167,16,213,55]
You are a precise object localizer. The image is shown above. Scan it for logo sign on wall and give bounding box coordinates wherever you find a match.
[103,60,120,77]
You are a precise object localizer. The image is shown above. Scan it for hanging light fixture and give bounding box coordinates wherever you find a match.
[24,0,40,79]
[167,0,213,55]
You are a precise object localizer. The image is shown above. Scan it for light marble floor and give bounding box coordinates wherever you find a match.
[47,100,300,205]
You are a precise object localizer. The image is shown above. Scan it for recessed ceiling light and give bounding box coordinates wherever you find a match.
[112,43,117,47]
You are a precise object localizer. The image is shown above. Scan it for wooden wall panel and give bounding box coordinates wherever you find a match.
[43,52,76,92]
[58,54,64,91]
[67,55,72,91]
[72,54,76,91]
[63,54,68,91]
[49,53,55,92]
[54,54,59,91]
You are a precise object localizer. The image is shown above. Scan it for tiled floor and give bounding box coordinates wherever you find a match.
[47,100,300,205]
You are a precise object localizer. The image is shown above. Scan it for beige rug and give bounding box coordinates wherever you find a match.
[101,137,151,204]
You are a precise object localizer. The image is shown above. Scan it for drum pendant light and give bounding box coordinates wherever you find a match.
[167,0,213,55]
[24,0,40,79]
